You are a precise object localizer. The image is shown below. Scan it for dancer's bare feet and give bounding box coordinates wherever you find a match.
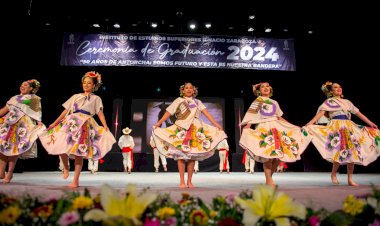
[179,183,186,189]
[348,180,359,186]
[0,173,5,179]
[187,181,195,188]
[2,174,13,184]
[63,169,69,179]
[331,174,340,185]
[68,182,79,188]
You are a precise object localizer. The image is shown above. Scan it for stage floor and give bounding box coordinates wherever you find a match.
[1,171,379,211]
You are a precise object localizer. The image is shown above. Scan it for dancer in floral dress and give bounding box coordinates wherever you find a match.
[240,82,311,187]
[39,71,116,188]
[305,81,379,186]
[0,79,45,183]
[152,82,227,188]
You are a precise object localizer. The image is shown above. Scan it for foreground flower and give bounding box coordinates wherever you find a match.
[343,195,364,216]
[189,209,209,226]
[84,184,157,225]
[367,196,380,215]
[235,185,306,226]
[308,215,320,226]
[72,196,94,210]
[156,207,176,220]
[58,211,80,226]
[0,206,21,224]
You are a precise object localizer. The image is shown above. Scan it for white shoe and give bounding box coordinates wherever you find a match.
[155,168,159,173]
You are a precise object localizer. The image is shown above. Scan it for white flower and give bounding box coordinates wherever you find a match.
[72,133,80,141]
[202,140,211,149]
[0,127,8,137]
[367,197,380,215]
[9,111,15,117]
[196,132,206,140]
[18,141,27,149]
[281,135,291,145]
[264,135,274,145]
[291,146,298,155]
[69,124,78,132]
[340,150,348,159]
[2,142,10,149]
[17,128,27,138]
[92,146,98,155]
[350,135,359,145]
[261,103,274,114]
[176,131,186,139]
[78,144,88,153]
[275,149,284,157]
[67,119,76,127]
[182,145,191,152]
[90,130,96,139]
[331,136,340,148]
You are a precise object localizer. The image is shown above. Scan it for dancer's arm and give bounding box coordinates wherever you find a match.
[154,111,171,128]
[355,112,378,128]
[47,109,68,130]
[306,111,326,126]
[202,109,222,130]
[0,106,9,118]
[97,109,109,131]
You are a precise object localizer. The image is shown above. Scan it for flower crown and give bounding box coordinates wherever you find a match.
[27,79,41,94]
[252,82,273,97]
[82,71,102,91]
[179,83,198,97]
[321,81,344,98]
[321,81,332,97]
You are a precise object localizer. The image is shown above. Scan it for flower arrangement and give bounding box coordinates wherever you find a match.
[1,184,380,226]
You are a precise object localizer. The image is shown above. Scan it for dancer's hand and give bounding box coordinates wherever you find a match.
[244,123,252,129]
[47,123,56,130]
[215,124,223,130]
[153,122,162,129]
[368,122,378,129]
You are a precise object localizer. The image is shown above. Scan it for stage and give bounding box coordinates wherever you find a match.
[1,172,379,211]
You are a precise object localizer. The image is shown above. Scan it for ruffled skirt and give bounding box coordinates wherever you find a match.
[152,119,227,161]
[305,119,380,166]
[240,120,311,163]
[39,113,116,160]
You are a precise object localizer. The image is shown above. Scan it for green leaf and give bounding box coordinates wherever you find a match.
[322,210,353,226]
[22,99,31,105]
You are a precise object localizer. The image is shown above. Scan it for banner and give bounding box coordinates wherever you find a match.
[61,33,296,71]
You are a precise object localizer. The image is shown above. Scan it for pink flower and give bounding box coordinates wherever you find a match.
[308,215,320,226]
[144,217,160,226]
[58,211,80,226]
[225,193,235,205]
[369,220,380,226]
[164,217,177,226]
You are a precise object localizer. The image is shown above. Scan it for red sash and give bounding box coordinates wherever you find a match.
[122,147,134,169]
[219,148,228,170]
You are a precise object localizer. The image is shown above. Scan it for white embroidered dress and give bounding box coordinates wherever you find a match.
[0,94,45,159]
[39,93,116,160]
[239,96,311,162]
[152,97,227,160]
[305,97,380,165]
